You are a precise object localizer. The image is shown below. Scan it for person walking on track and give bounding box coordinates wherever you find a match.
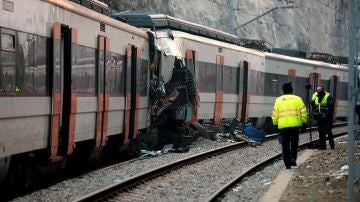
[272,82,308,169]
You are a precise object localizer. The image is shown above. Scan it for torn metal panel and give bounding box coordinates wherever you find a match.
[155,37,184,82]
[155,37,183,57]
[160,54,176,83]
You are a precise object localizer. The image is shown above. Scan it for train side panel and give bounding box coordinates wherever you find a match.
[264,53,348,121]
[0,98,50,158]
[156,30,348,131]
[0,0,149,159]
[165,32,266,125]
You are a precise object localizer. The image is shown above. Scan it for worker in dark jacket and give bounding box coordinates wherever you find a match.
[311,86,334,150]
[272,82,308,169]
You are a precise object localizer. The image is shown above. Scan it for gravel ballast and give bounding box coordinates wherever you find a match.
[11,127,347,202]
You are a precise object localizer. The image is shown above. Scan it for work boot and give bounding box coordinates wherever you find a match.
[291,160,297,166]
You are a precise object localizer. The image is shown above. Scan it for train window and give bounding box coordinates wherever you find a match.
[34,36,47,94]
[73,45,96,93]
[198,61,216,93]
[223,66,238,94]
[2,0,14,12]
[1,32,15,51]
[139,59,148,96]
[294,76,307,98]
[321,79,328,91]
[72,45,81,92]
[264,73,279,96]
[0,50,16,92]
[276,74,289,95]
[18,32,36,93]
[337,81,348,100]
[105,52,111,93]
[310,72,319,91]
[247,70,261,95]
[0,30,48,94]
[105,52,123,95]
[329,76,338,100]
[84,46,96,93]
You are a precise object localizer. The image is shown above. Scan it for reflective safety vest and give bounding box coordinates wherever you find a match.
[313,92,330,109]
[312,92,330,120]
[272,94,308,129]
[15,86,21,92]
[312,92,318,101]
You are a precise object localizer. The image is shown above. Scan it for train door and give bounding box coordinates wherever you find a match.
[329,75,338,121]
[186,49,199,122]
[214,55,224,124]
[50,22,76,161]
[240,61,249,124]
[95,36,110,150]
[124,45,139,145]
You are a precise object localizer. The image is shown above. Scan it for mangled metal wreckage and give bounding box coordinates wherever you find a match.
[147,32,199,149]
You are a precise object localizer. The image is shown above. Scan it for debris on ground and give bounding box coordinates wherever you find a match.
[243,123,266,143]
[216,119,265,147]
[140,144,189,158]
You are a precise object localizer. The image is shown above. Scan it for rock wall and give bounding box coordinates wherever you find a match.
[104,0,348,56]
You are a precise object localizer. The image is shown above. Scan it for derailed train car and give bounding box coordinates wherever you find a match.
[0,0,348,188]
[120,13,348,132]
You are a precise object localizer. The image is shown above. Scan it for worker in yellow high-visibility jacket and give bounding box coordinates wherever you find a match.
[272,82,308,169]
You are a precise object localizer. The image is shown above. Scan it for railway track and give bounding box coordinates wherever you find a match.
[206,127,348,202]
[74,123,347,202]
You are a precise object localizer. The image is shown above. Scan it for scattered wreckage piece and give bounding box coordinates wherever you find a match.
[147,56,199,150]
[215,119,265,147]
[234,130,261,147]
[243,123,266,143]
[140,144,190,158]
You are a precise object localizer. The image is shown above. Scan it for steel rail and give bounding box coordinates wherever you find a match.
[74,122,347,202]
[74,135,280,201]
[206,128,348,202]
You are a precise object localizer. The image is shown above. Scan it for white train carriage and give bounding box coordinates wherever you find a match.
[0,0,150,183]
[264,53,348,121]
[0,2,350,188]
[154,30,266,126]
[121,13,348,131]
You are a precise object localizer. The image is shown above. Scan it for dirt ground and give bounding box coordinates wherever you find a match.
[279,137,360,202]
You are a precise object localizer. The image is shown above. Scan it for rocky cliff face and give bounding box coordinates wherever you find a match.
[104,0,348,56]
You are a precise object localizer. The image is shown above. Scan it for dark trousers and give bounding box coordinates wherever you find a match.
[278,127,300,168]
[317,121,334,149]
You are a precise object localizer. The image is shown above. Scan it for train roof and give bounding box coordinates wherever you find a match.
[264,52,347,71]
[154,30,266,58]
[67,0,110,16]
[46,0,148,38]
[113,12,242,46]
